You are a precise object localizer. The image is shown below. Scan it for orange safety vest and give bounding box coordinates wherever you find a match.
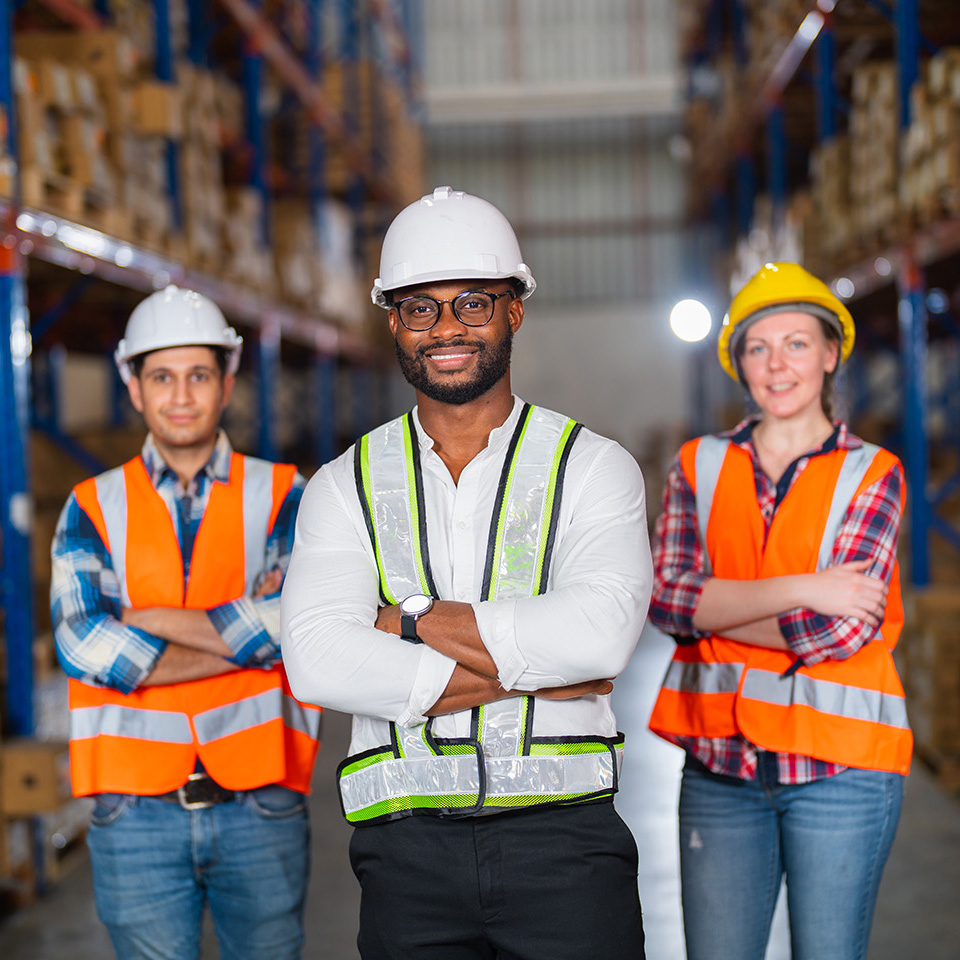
[648,435,912,776]
[68,453,322,797]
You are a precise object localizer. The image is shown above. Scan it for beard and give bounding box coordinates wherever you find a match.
[395,330,513,405]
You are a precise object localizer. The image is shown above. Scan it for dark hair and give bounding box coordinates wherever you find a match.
[129,346,229,380]
[733,315,842,419]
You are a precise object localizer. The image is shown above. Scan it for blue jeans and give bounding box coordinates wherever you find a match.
[87,786,310,960]
[678,755,903,960]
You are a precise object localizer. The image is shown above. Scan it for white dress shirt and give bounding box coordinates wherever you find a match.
[281,397,653,756]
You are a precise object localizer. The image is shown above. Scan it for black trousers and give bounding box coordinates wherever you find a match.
[348,801,645,960]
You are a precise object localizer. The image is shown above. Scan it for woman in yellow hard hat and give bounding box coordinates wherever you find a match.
[646,262,910,960]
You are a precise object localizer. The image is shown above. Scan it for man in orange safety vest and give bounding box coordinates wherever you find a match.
[51,285,321,960]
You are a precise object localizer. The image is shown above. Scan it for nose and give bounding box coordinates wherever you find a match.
[767,344,786,370]
[171,374,192,404]
[430,299,467,338]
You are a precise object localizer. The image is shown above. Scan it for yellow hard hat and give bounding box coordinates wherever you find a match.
[717,262,855,381]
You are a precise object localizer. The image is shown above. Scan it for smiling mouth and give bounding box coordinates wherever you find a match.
[423,346,479,370]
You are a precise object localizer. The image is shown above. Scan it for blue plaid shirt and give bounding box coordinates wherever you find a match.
[51,431,305,693]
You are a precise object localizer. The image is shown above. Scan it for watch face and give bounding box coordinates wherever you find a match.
[401,594,433,618]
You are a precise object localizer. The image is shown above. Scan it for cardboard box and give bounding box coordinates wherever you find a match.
[132,82,183,139]
[0,738,72,816]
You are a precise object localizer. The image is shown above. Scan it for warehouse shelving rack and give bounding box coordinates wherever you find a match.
[0,0,423,738]
[683,0,960,591]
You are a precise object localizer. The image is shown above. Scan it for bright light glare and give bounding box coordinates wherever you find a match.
[670,299,712,342]
[836,277,855,299]
[874,257,892,277]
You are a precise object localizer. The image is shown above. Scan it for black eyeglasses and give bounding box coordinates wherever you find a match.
[393,290,514,331]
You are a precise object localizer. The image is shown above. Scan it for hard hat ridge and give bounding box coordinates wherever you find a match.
[115,285,243,384]
[371,186,536,308]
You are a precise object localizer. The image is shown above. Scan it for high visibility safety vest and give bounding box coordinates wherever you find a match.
[338,404,626,825]
[69,453,322,797]
[648,435,913,776]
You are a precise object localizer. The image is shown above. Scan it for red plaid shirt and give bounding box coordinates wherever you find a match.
[648,419,903,784]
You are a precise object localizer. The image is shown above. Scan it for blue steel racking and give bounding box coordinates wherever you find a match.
[0,0,422,736]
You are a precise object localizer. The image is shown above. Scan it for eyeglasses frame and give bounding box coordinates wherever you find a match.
[392,290,515,331]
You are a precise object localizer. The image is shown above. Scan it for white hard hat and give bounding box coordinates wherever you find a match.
[371,186,536,308]
[114,285,243,383]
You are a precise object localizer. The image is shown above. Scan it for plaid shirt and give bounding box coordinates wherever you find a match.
[648,418,903,784]
[51,430,305,693]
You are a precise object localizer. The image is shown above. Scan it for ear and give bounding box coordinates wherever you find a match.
[220,372,235,410]
[508,296,524,335]
[825,339,840,375]
[387,309,399,338]
[127,375,144,414]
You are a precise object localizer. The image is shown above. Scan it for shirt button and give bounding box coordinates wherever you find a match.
[457,520,467,530]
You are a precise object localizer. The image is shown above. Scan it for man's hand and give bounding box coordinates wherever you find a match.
[255,568,283,598]
[121,606,233,657]
[426,665,613,716]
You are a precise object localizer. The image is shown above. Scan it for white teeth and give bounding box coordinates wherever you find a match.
[769,384,793,392]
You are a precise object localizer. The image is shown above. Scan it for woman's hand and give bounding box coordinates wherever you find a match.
[803,560,887,625]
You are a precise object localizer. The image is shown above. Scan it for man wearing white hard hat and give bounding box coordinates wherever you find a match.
[282,188,651,957]
[50,285,321,960]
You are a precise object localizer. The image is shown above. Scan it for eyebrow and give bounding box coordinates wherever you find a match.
[745,329,812,343]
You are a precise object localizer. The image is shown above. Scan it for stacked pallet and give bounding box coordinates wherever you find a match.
[849,61,901,245]
[320,59,424,205]
[808,136,855,264]
[901,48,960,224]
[272,199,323,310]
[14,30,179,249]
[222,187,276,296]
[178,63,228,274]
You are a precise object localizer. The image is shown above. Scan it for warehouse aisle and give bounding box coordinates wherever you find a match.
[2,624,959,959]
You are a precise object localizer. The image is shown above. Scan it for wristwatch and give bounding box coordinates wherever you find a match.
[400,593,434,643]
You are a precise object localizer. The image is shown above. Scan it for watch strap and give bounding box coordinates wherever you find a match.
[401,613,421,643]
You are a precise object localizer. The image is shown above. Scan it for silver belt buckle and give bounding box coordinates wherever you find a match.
[177,772,216,810]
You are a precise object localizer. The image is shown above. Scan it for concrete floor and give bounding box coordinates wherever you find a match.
[2,624,959,959]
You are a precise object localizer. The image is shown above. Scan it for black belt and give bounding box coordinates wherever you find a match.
[154,773,237,810]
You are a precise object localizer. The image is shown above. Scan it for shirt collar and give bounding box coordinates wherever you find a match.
[411,396,525,456]
[722,417,861,455]
[140,429,234,489]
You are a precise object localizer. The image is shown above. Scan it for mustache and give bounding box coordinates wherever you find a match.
[417,338,485,358]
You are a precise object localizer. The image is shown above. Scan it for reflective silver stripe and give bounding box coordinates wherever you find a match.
[660,659,743,695]
[193,689,283,744]
[488,408,575,600]
[282,694,321,739]
[478,697,528,758]
[339,751,620,819]
[740,669,910,729]
[94,467,131,607]
[817,444,880,570]
[693,436,729,576]
[70,704,193,744]
[241,457,276,594]
[340,754,482,815]
[396,723,437,759]
[361,416,429,604]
